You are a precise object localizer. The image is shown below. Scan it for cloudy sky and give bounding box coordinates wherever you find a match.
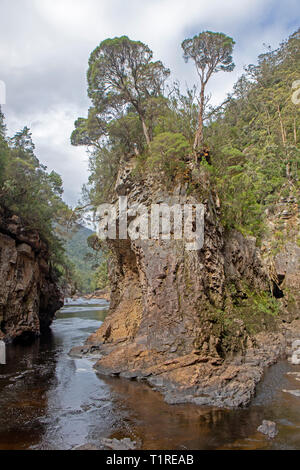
[0,0,299,206]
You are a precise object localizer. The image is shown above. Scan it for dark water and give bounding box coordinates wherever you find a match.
[0,299,300,450]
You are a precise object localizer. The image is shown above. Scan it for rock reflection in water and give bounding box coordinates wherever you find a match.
[0,298,300,450]
[100,375,271,450]
[0,332,56,449]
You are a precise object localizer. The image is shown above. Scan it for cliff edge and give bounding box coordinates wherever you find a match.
[0,207,63,342]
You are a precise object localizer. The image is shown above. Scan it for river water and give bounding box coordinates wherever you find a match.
[0,298,300,450]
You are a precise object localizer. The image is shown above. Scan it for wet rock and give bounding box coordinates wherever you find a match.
[257,420,278,439]
[69,344,101,358]
[282,389,300,397]
[69,345,91,358]
[101,438,137,451]
[287,339,300,364]
[287,371,300,377]
[73,443,103,450]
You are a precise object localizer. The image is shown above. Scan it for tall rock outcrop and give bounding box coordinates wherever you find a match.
[78,157,299,408]
[0,208,63,342]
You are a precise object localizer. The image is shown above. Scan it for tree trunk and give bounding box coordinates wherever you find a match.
[277,105,286,145]
[193,83,205,161]
[131,101,151,146]
[141,117,151,146]
[286,160,291,181]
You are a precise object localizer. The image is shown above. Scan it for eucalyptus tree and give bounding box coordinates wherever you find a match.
[182,31,235,154]
[86,35,170,146]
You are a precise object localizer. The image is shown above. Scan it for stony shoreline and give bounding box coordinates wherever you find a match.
[67,288,110,303]
[69,319,300,409]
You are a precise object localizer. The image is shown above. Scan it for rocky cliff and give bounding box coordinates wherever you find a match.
[0,208,63,342]
[75,157,300,408]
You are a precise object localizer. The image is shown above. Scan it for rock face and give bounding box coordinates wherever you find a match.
[0,208,63,342]
[257,420,278,439]
[79,158,299,408]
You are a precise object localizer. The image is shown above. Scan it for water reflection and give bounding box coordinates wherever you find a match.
[0,298,299,450]
[100,376,275,450]
[0,332,57,449]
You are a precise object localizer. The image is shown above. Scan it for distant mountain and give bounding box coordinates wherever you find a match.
[64,225,101,293]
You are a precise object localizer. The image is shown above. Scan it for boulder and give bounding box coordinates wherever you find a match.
[101,438,137,450]
[290,349,300,365]
[257,420,278,439]
[292,340,300,350]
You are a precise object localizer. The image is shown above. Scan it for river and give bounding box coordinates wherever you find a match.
[0,298,299,450]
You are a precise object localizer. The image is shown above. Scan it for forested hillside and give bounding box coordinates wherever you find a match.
[206,29,300,238]
[64,225,104,293]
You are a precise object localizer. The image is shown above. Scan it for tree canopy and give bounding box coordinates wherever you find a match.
[86,35,170,145]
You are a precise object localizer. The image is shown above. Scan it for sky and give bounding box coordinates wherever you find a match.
[0,0,299,206]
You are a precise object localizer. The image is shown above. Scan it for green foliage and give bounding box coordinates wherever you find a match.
[71,107,108,148]
[148,132,191,178]
[72,37,172,208]
[64,225,103,293]
[108,112,145,154]
[84,146,120,207]
[91,259,109,291]
[206,28,300,237]
[87,35,170,145]
[0,119,73,269]
[182,31,235,74]
[230,286,280,336]
[154,83,198,143]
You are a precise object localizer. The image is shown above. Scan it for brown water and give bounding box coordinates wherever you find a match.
[0,299,300,450]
